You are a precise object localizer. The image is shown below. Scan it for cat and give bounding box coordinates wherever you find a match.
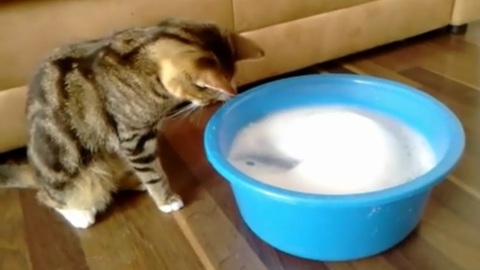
[0,18,264,229]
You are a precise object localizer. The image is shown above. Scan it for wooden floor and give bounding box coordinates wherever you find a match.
[2,22,480,270]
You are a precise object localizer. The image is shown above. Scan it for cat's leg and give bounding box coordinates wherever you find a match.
[36,161,117,229]
[37,188,97,229]
[38,186,110,229]
[106,154,147,192]
[117,171,147,192]
[118,129,183,213]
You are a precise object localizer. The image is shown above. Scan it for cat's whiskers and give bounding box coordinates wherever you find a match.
[184,104,201,118]
[167,102,200,119]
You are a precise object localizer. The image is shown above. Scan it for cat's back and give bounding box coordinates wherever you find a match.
[26,26,158,109]
[26,37,118,148]
[50,37,108,61]
[27,37,108,106]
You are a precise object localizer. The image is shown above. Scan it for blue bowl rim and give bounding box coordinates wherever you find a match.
[204,74,466,206]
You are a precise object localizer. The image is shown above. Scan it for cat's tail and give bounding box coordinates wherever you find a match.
[0,164,37,188]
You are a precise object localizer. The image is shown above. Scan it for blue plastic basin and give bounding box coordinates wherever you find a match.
[203,74,465,261]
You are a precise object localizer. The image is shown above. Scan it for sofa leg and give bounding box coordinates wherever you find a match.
[448,24,468,35]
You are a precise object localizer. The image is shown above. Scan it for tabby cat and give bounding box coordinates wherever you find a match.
[0,18,263,229]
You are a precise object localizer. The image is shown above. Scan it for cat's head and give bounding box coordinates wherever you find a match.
[146,18,264,106]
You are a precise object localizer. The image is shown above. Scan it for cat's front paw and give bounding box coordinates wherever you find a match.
[158,194,184,213]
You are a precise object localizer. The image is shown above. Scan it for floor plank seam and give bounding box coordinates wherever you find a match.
[421,67,480,92]
[448,175,480,201]
[173,211,217,270]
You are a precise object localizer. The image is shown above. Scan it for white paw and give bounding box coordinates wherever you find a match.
[158,195,184,213]
[56,208,96,229]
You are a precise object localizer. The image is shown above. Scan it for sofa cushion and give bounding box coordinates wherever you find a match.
[451,0,480,25]
[0,86,27,153]
[233,0,377,32]
[234,0,453,85]
[0,0,233,90]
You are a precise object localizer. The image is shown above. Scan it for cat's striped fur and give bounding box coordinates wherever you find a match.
[0,18,263,228]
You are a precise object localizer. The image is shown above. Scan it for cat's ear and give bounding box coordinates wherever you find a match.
[195,68,236,95]
[230,33,265,61]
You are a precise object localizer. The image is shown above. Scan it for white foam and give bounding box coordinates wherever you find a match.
[227,106,436,195]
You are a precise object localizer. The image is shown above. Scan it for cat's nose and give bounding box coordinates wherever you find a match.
[220,92,233,101]
[231,80,237,89]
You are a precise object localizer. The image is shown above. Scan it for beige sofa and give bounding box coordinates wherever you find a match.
[0,0,479,153]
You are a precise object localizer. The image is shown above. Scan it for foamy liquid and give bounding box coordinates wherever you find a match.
[227,106,436,195]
